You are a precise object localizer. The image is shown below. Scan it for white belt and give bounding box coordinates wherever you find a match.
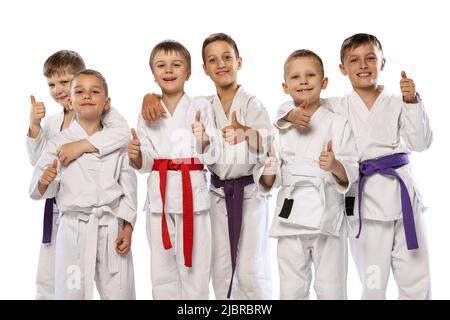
[281,164,330,207]
[75,206,119,300]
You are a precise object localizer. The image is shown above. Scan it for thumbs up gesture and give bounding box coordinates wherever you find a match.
[263,145,278,176]
[222,111,250,145]
[319,140,338,172]
[191,111,209,142]
[39,159,58,186]
[400,71,418,103]
[128,128,142,161]
[286,100,311,130]
[29,95,46,138]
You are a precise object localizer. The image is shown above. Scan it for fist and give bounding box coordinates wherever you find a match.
[191,111,208,142]
[39,160,58,186]
[263,147,278,176]
[29,95,46,127]
[128,128,141,160]
[400,71,418,103]
[319,140,337,172]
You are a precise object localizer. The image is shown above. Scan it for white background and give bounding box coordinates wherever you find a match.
[0,0,448,299]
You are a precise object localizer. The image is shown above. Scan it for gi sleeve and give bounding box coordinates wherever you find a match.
[399,95,433,152]
[87,107,130,156]
[29,139,60,200]
[116,152,138,228]
[26,118,51,166]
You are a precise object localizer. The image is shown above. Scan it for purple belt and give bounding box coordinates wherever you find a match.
[210,173,254,299]
[357,153,418,250]
[42,198,56,244]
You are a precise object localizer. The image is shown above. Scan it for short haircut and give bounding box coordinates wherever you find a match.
[202,32,240,64]
[284,49,325,78]
[43,50,86,78]
[340,33,383,63]
[149,40,191,72]
[71,69,108,96]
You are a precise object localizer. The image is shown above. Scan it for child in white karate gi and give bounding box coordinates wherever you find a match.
[284,34,433,299]
[128,40,218,300]
[139,33,273,300]
[26,50,129,299]
[261,49,359,299]
[30,69,137,300]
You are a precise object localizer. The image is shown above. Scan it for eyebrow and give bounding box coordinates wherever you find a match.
[73,85,103,90]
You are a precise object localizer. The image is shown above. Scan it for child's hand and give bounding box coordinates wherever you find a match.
[287,100,311,130]
[222,111,250,145]
[191,111,209,142]
[319,140,338,172]
[400,71,418,103]
[128,128,141,160]
[115,222,132,256]
[58,140,87,166]
[263,146,278,176]
[141,93,165,123]
[29,95,46,128]
[38,160,58,195]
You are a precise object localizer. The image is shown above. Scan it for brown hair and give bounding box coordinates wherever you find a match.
[149,40,191,72]
[43,50,86,78]
[284,49,325,78]
[340,33,383,63]
[71,69,108,96]
[202,32,240,64]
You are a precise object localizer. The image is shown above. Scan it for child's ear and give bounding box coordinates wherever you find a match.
[186,70,192,81]
[104,97,111,112]
[67,98,73,111]
[282,82,289,94]
[237,57,242,70]
[321,77,329,89]
[202,64,209,76]
[380,57,386,71]
[339,64,348,76]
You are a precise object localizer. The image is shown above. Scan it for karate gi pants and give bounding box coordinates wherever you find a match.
[210,193,272,300]
[277,222,347,300]
[349,213,431,300]
[146,209,211,300]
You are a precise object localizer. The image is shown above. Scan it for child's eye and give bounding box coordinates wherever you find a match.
[291,75,299,79]
[208,58,216,64]
[61,81,69,84]
[156,64,165,68]
[224,55,232,60]
[48,84,55,88]
[75,90,83,94]
[307,73,316,77]
[350,58,358,63]
[93,90,100,94]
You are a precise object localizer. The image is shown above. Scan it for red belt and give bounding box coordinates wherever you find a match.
[152,158,204,267]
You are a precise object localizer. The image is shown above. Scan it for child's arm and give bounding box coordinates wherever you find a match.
[57,107,130,166]
[116,152,138,231]
[399,71,433,151]
[28,95,45,139]
[128,128,142,169]
[141,93,166,122]
[115,220,133,256]
[26,96,50,166]
[259,146,278,190]
[30,141,60,200]
[319,140,348,186]
[280,100,311,130]
[192,98,221,165]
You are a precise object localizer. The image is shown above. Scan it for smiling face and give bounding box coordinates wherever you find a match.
[339,43,385,90]
[283,56,328,107]
[69,74,110,122]
[202,40,241,89]
[151,50,191,95]
[46,69,74,109]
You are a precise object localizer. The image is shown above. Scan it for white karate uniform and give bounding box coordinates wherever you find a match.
[327,88,433,299]
[27,109,130,300]
[205,86,273,300]
[270,100,359,299]
[135,94,218,300]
